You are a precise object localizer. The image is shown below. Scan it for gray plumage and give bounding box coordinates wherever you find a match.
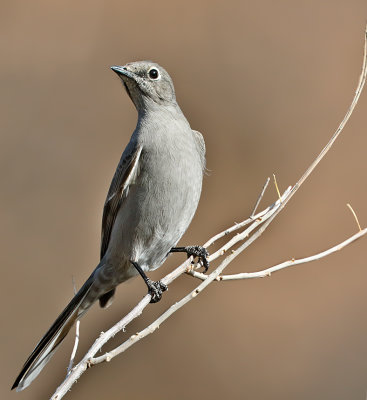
[12,61,205,391]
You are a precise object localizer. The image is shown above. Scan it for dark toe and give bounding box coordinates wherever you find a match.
[148,280,168,303]
[187,246,210,272]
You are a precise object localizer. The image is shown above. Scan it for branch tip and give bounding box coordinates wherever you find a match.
[251,177,271,216]
[347,203,362,231]
[272,174,282,202]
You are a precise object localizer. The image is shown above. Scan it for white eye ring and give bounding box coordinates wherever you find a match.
[148,67,160,80]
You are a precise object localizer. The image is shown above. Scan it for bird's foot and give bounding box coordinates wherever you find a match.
[146,280,168,303]
[170,246,210,272]
[185,246,210,272]
[130,260,168,303]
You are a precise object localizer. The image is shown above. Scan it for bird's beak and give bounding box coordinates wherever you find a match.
[111,66,136,101]
[110,66,135,80]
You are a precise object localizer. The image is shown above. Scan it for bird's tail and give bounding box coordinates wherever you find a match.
[12,275,95,392]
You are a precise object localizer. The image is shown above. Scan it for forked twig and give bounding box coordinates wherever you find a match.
[189,228,367,281]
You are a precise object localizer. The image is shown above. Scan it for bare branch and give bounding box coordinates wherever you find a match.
[283,26,367,203]
[251,177,270,216]
[89,227,367,368]
[203,186,292,252]
[188,228,367,281]
[206,187,292,263]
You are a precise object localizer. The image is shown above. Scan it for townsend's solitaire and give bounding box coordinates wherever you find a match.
[12,61,208,391]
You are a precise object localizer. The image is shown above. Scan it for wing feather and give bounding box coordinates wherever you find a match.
[100,144,143,259]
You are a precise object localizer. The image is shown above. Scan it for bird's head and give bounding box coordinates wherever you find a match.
[111,61,177,111]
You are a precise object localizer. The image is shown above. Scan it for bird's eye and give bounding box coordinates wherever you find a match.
[148,68,159,80]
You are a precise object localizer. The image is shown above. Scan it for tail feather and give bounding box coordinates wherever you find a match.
[12,277,94,392]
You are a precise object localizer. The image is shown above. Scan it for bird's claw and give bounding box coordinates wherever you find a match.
[147,280,168,303]
[185,246,210,272]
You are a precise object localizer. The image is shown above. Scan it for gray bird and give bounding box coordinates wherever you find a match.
[12,61,208,391]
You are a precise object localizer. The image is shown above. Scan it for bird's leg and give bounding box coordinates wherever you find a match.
[130,261,168,303]
[169,246,210,272]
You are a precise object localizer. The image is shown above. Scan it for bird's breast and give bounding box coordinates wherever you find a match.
[107,127,204,270]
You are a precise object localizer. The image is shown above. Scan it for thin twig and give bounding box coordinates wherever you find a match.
[188,228,367,281]
[203,186,292,251]
[281,26,367,207]
[251,177,270,216]
[229,25,367,253]
[206,187,292,263]
[347,203,362,231]
[273,174,281,201]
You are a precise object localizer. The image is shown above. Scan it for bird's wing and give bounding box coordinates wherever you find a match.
[100,143,143,259]
[192,130,206,171]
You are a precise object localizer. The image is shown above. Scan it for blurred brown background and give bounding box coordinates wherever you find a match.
[2,1,367,399]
